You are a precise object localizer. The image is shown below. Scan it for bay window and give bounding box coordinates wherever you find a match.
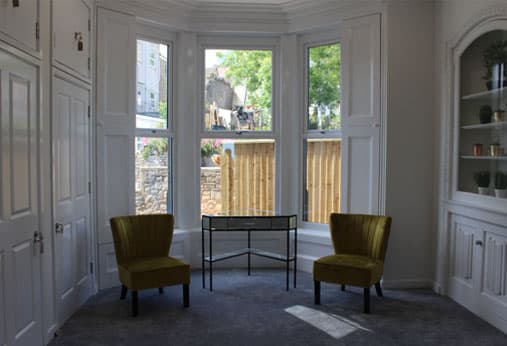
[199,43,278,215]
[303,42,342,224]
[135,38,173,214]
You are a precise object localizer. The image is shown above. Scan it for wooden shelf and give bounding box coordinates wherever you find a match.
[461,121,507,130]
[461,87,507,101]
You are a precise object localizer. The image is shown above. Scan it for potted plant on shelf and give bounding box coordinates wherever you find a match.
[474,171,490,195]
[494,171,507,198]
[479,105,493,124]
[483,40,507,90]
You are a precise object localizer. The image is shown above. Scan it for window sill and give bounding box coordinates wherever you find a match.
[297,228,331,245]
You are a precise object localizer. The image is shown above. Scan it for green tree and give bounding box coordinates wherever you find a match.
[142,138,168,160]
[216,50,272,129]
[308,43,341,129]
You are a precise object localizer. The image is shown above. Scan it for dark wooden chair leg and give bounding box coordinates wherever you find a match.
[341,284,345,291]
[120,285,128,300]
[159,287,164,294]
[374,282,383,297]
[183,284,189,307]
[314,280,321,305]
[363,287,370,313]
[132,291,138,317]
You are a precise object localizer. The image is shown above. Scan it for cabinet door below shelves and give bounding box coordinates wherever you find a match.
[1,0,39,52]
[53,0,91,79]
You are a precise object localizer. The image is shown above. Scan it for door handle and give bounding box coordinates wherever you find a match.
[33,231,44,254]
[55,223,65,233]
[475,240,483,246]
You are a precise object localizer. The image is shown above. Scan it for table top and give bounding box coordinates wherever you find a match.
[202,211,297,231]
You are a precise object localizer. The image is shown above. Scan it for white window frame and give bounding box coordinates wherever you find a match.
[134,26,176,213]
[301,31,343,229]
[197,35,281,214]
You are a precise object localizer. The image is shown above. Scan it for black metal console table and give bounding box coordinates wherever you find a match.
[201,213,297,291]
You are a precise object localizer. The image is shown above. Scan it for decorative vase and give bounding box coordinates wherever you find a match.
[494,189,507,198]
[489,144,503,156]
[473,143,483,156]
[478,187,489,195]
[493,110,505,123]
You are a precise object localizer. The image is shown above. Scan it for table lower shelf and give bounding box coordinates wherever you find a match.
[204,247,296,263]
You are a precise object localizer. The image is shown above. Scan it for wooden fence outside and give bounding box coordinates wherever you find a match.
[218,139,341,223]
[305,139,341,224]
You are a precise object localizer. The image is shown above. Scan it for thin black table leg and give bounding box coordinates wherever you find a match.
[202,228,205,289]
[294,228,297,288]
[248,230,251,276]
[286,230,289,291]
[209,230,213,291]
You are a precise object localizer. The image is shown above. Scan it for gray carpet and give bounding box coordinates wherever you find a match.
[49,269,507,346]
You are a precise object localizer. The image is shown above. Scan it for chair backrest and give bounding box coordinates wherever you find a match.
[110,214,174,264]
[329,213,391,261]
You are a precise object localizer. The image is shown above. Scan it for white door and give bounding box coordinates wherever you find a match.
[1,0,39,52]
[52,0,91,79]
[0,50,43,345]
[53,74,92,324]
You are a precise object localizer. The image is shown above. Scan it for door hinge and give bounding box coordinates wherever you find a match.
[88,181,91,194]
[90,262,94,274]
[35,22,40,40]
[88,57,90,70]
[87,105,91,118]
[88,19,91,32]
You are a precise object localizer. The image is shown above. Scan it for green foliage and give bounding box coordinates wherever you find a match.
[142,139,168,160]
[474,171,490,188]
[495,171,507,190]
[308,43,341,129]
[483,40,507,80]
[159,101,167,120]
[216,50,272,129]
[201,139,221,158]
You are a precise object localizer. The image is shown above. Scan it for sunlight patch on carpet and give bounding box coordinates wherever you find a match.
[285,305,371,339]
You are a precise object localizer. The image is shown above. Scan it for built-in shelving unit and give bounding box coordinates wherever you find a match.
[461,86,507,101]
[457,30,507,197]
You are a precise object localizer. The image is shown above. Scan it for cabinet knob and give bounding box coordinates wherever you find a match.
[12,0,20,8]
[475,240,483,246]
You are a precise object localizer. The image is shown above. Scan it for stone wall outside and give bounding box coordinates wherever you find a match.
[200,167,221,214]
[135,159,222,215]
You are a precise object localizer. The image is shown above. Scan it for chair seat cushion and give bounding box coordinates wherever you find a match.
[119,256,190,290]
[313,254,383,287]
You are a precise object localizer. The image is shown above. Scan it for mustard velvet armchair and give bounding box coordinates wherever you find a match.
[313,213,391,313]
[110,214,190,316]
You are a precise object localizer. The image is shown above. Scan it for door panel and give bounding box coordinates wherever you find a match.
[3,0,38,52]
[10,76,32,214]
[340,14,381,213]
[53,0,91,79]
[13,241,35,335]
[53,74,92,325]
[0,49,42,346]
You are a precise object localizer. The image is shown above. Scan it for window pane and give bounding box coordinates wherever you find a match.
[136,40,168,129]
[204,49,272,131]
[307,43,341,130]
[135,137,171,214]
[304,139,341,223]
[200,139,275,215]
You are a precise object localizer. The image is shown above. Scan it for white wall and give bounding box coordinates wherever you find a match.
[382,0,436,287]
